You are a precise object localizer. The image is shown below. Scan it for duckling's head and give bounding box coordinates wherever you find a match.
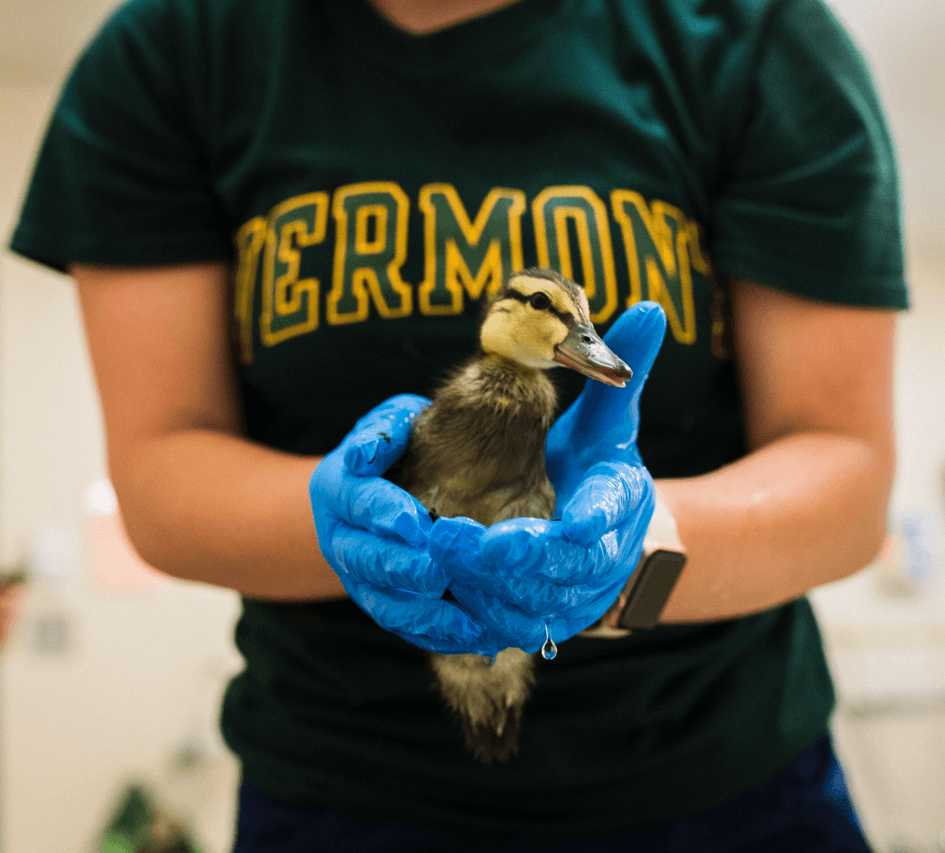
[479,268,633,387]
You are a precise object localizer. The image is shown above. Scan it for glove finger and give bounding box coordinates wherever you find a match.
[332,524,447,597]
[449,580,547,653]
[431,515,554,648]
[602,301,668,392]
[542,515,652,635]
[431,517,599,615]
[547,304,666,497]
[442,521,601,612]
[348,582,483,653]
[434,517,556,599]
[544,579,629,643]
[344,394,431,475]
[481,520,634,588]
[428,516,491,578]
[462,631,514,659]
[478,519,575,580]
[489,573,601,617]
[477,517,555,577]
[562,301,666,427]
[561,461,653,547]
[339,476,432,548]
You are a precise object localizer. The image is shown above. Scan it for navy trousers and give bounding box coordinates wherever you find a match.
[232,736,872,853]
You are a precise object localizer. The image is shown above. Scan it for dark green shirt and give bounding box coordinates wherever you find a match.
[12,0,906,833]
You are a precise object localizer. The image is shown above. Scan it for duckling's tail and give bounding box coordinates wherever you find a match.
[429,647,536,763]
[459,700,525,764]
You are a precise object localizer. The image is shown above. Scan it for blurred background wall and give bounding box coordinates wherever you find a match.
[0,0,943,851]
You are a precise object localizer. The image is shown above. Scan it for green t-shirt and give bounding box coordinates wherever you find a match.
[12,0,906,834]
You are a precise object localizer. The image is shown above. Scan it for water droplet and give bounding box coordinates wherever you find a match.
[541,624,557,660]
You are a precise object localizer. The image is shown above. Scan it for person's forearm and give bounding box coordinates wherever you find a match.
[112,429,347,601]
[112,425,891,614]
[656,429,893,623]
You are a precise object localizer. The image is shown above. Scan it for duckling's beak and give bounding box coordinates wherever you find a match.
[553,321,633,388]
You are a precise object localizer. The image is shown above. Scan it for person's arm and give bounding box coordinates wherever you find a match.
[0,584,23,648]
[73,262,346,601]
[658,277,896,622]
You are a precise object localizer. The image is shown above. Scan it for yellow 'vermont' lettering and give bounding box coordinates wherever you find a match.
[355,204,389,254]
[532,186,618,324]
[233,215,266,363]
[260,192,329,347]
[611,190,697,345]
[418,184,526,315]
[236,183,712,352]
[328,182,412,324]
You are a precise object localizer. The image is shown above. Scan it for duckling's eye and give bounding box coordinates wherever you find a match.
[529,292,551,311]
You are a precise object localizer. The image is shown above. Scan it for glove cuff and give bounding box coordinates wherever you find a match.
[643,486,684,552]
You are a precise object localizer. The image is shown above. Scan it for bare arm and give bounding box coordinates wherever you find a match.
[75,265,895,617]
[74,262,346,601]
[658,278,897,622]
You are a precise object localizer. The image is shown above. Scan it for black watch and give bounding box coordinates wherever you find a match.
[581,543,687,637]
[605,546,687,631]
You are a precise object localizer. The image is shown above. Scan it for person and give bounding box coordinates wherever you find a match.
[11,0,907,849]
[0,581,23,649]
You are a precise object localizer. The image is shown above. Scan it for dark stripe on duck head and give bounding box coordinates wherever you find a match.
[499,287,575,326]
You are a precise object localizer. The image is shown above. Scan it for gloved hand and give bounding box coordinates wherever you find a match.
[309,395,484,654]
[428,302,667,654]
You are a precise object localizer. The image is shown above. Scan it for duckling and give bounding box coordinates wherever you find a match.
[394,267,633,763]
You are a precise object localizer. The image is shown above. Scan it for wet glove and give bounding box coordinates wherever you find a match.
[308,395,484,653]
[428,302,667,654]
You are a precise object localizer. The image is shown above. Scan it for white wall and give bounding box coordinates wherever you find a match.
[826,0,945,258]
[0,70,242,853]
[0,1,944,852]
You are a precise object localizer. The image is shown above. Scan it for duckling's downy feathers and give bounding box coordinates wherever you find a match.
[393,268,631,762]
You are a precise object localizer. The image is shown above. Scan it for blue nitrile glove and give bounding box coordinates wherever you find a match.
[428,302,667,653]
[309,395,484,654]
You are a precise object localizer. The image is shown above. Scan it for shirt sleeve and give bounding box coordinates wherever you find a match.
[9,0,232,273]
[711,0,908,308]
